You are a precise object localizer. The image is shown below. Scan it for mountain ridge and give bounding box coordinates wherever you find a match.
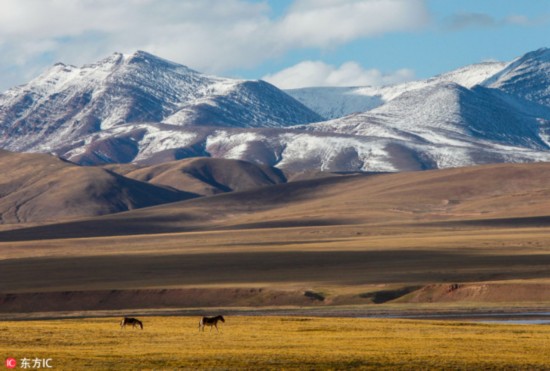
[1,48,549,173]
[0,50,322,152]
[285,61,507,119]
[482,47,550,106]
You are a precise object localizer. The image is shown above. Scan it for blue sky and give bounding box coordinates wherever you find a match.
[0,0,549,91]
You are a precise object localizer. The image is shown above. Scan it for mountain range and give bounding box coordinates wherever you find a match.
[1,48,549,174]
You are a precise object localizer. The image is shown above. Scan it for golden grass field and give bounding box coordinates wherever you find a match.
[2,316,550,370]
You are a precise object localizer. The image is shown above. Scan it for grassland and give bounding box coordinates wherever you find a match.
[2,316,550,370]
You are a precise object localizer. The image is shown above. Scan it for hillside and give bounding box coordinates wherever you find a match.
[301,82,550,169]
[110,157,286,195]
[482,48,550,106]
[4,161,550,239]
[0,151,297,224]
[0,51,322,154]
[0,150,196,223]
[285,61,507,119]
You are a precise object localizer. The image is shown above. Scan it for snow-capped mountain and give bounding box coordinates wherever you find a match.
[304,83,550,149]
[285,61,506,119]
[291,82,550,170]
[1,48,550,173]
[0,51,322,152]
[482,48,550,106]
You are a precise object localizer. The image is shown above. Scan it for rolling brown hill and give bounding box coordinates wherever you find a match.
[107,157,286,196]
[0,150,197,224]
[3,161,550,239]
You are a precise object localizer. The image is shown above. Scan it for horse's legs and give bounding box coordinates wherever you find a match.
[215,323,219,332]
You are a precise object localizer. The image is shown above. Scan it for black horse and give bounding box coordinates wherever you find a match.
[120,317,143,330]
[198,315,225,332]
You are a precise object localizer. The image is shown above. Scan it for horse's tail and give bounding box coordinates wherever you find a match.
[120,318,125,328]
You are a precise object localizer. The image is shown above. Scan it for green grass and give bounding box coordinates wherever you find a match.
[2,316,550,369]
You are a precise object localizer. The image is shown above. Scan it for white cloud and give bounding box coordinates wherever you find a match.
[263,60,415,89]
[277,0,429,48]
[0,0,429,90]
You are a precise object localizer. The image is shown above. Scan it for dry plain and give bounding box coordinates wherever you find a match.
[3,162,550,311]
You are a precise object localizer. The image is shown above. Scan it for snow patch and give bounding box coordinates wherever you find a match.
[206,131,265,159]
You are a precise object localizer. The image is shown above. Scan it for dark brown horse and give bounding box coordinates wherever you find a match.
[120,317,143,330]
[198,315,225,332]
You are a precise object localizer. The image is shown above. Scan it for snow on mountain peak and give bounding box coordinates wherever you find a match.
[482,47,550,106]
[0,51,322,153]
[522,47,550,62]
[286,61,507,119]
[1,47,550,173]
[121,50,199,74]
[428,61,507,89]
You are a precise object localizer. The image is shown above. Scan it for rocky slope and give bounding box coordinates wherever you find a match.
[0,51,322,153]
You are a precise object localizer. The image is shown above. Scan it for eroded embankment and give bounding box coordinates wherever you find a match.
[2,283,550,315]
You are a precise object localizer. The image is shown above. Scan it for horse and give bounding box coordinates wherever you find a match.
[120,317,143,330]
[198,315,225,332]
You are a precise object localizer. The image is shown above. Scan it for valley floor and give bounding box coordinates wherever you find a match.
[3,223,550,313]
[2,316,550,370]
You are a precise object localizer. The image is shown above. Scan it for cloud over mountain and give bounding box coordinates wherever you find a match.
[0,0,430,91]
[263,60,415,89]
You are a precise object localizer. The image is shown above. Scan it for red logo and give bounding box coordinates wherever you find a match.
[5,358,16,369]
